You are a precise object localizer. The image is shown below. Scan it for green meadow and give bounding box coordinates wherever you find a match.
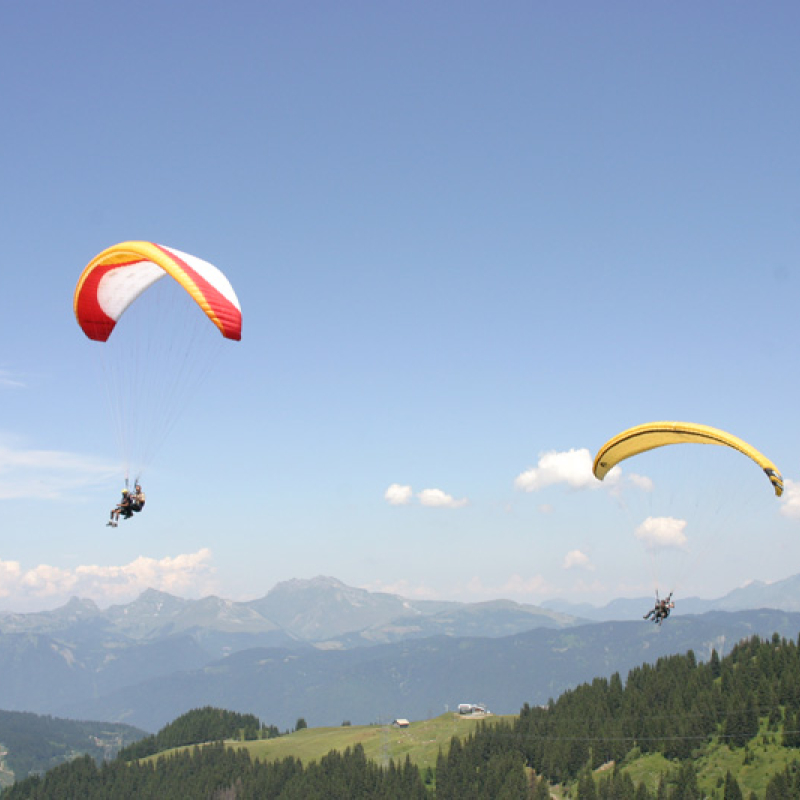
[150,713,513,774]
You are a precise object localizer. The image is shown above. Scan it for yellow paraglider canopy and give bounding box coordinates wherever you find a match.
[593,421,783,497]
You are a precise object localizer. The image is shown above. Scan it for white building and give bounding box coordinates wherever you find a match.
[458,704,488,715]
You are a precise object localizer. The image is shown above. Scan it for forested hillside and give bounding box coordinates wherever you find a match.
[116,707,280,761]
[442,632,800,797]
[0,711,144,785]
[7,633,800,798]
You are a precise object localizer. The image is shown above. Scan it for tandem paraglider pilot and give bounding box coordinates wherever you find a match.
[130,483,146,513]
[107,489,130,528]
[643,593,674,625]
[107,484,145,528]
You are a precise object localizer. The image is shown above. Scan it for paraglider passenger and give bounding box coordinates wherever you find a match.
[130,483,146,513]
[643,594,674,625]
[107,488,132,528]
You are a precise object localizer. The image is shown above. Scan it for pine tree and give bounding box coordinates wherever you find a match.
[634,782,652,800]
[783,708,800,749]
[671,761,700,800]
[723,770,743,800]
[533,776,551,800]
[710,648,721,679]
[577,767,597,800]
[765,768,788,799]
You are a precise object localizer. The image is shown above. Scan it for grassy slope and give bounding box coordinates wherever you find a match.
[150,713,514,773]
[147,712,800,797]
[606,717,798,798]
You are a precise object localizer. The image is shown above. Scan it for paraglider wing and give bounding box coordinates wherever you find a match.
[74,241,242,481]
[74,241,242,342]
[592,421,783,497]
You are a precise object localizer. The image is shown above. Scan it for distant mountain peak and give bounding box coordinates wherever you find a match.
[62,597,101,613]
[137,588,182,602]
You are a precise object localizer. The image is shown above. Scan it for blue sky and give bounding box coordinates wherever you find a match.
[2,2,800,611]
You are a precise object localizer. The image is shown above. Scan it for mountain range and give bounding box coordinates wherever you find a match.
[1,575,800,732]
[0,576,577,656]
[542,573,800,619]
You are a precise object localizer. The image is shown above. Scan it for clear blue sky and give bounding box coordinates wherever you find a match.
[2,1,799,611]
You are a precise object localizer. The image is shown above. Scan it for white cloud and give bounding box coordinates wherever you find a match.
[385,483,413,505]
[780,479,800,519]
[635,516,688,551]
[563,549,594,570]
[21,564,78,597]
[0,560,22,593]
[0,548,216,610]
[385,484,468,508]
[418,488,468,508]
[0,438,118,501]
[603,466,654,497]
[625,473,654,492]
[514,448,596,492]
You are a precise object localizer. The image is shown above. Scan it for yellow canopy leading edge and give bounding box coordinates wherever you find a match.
[592,421,783,497]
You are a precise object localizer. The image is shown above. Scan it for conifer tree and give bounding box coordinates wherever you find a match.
[634,783,651,800]
[577,766,597,800]
[710,648,721,679]
[671,761,700,800]
[533,776,551,800]
[723,770,743,800]
[765,768,788,799]
[783,708,800,749]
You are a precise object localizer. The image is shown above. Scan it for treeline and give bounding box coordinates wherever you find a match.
[117,707,279,761]
[2,743,427,799]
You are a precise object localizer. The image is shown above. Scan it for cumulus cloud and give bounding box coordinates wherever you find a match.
[563,549,594,570]
[20,564,78,597]
[0,560,22,587]
[418,488,468,508]
[511,450,653,497]
[780,479,800,519]
[624,473,654,492]
[514,448,596,492]
[635,516,688,551]
[385,483,413,505]
[597,465,654,497]
[384,484,468,508]
[0,438,118,501]
[0,548,216,610]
